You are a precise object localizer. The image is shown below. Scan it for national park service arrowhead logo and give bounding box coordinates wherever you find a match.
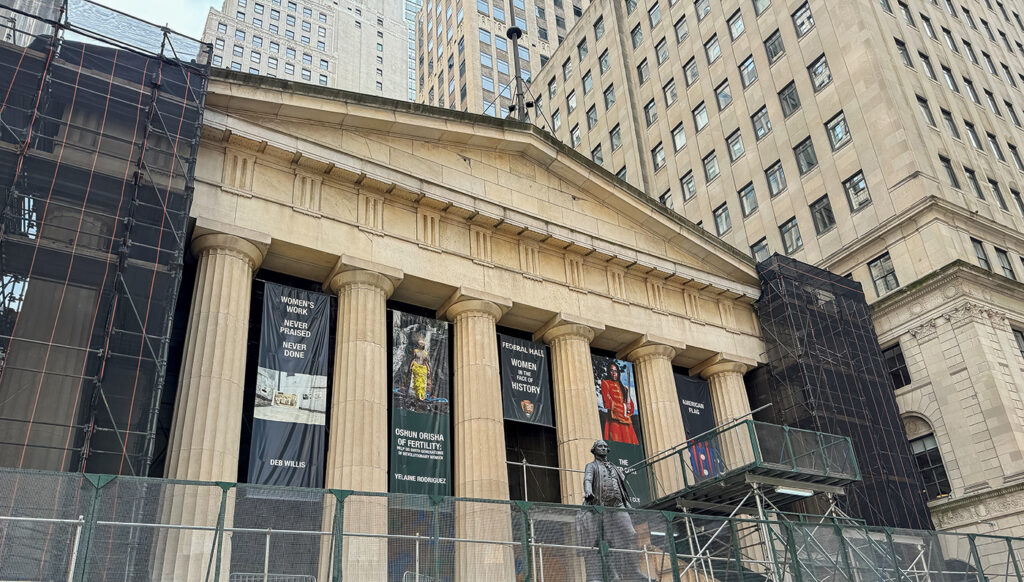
[520,399,535,417]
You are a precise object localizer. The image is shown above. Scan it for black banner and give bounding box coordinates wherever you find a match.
[674,372,724,482]
[248,283,329,487]
[498,334,553,426]
[592,355,650,505]
[390,310,451,495]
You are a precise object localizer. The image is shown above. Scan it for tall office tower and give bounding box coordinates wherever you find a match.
[534,0,1024,535]
[403,0,424,99]
[202,0,407,98]
[414,0,588,114]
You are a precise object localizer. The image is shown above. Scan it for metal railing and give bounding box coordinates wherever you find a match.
[0,467,1020,581]
[635,420,861,502]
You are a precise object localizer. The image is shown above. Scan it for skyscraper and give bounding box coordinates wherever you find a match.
[414,0,588,114]
[533,0,1024,536]
[202,0,407,97]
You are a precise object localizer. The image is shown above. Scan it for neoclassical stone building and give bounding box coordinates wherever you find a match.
[168,69,764,510]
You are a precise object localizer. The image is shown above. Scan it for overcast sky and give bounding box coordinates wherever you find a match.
[93,0,220,39]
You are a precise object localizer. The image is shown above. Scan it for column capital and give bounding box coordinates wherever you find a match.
[617,334,682,362]
[690,353,757,379]
[438,287,512,321]
[534,313,605,344]
[324,255,404,296]
[191,233,267,272]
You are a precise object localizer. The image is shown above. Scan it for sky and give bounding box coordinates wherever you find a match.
[93,0,221,39]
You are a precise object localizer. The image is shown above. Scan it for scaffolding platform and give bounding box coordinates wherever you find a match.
[636,420,860,515]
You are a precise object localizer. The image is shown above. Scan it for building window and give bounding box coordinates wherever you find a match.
[780,218,803,254]
[693,102,709,131]
[716,80,733,110]
[713,203,731,235]
[586,105,598,130]
[972,238,991,270]
[825,111,851,150]
[672,123,686,151]
[990,180,1009,211]
[663,79,677,106]
[695,0,710,21]
[939,156,960,189]
[869,252,899,296]
[964,122,982,150]
[766,161,786,196]
[910,434,951,499]
[895,38,913,67]
[659,190,673,208]
[631,24,643,48]
[738,183,758,216]
[779,82,800,117]
[655,38,669,65]
[739,56,757,87]
[810,195,835,234]
[599,50,611,74]
[727,130,744,161]
[637,59,650,84]
[610,124,621,150]
[792,2,814,37]
[567,90,577,113]
[648,2,662,27]
[570,124,581,147]
[794,138,818,175]
[675,16,688,43]
[681,172,696,200]
[728,10,745,40]
[752,107,771,140]
[644,99,657,125]
[684,58,698,86]
[765,29,785,63]
[751,238,769,262]
[987,133,1006,162]
[703,151,720,181]
[1013,328,1024,361]
[883,344,911,389]
[995,248,1016,279]
[843,171,871,211]
[808,54,832,91]
[604,85,616,109]
[705,35,721,64]
[652,142,666,171]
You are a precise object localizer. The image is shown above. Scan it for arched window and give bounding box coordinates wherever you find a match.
[905,415,951,499]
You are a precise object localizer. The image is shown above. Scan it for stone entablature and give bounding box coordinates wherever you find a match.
[193,75,765,366]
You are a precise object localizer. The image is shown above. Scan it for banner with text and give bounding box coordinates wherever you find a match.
[248,282,329,488]
[498,334,553,426]
[390,310,451,495]
[592,355,650,505]
[673,372,723,483]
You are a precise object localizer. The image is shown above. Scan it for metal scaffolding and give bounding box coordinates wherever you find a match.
[747,254,933,530]
[0,0,210,476]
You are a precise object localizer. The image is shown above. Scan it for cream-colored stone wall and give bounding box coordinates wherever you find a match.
[874,261,1024,537]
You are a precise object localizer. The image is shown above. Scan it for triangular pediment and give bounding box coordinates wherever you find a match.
[203,71,760,299]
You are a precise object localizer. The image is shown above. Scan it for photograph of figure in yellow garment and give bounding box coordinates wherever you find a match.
[409,337,430,399]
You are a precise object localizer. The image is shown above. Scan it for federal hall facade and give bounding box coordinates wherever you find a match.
[173,70,762,503]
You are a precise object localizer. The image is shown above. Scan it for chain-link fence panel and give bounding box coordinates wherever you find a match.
[0,470,88,581]
[230,484,332,581]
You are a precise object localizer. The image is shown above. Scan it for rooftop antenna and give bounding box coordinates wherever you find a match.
[505,0,532,122]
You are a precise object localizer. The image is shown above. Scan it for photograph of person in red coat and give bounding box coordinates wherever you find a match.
[599,361,639,445]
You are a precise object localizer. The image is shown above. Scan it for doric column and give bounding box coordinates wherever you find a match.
[692,355,756,470]
[324,261,402,491]
[161,229,267,582]
[621,337,686,499]
[166,231,266,479]
[536,315,605,505]
[440,288,514,582]
[322,259,402,582]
